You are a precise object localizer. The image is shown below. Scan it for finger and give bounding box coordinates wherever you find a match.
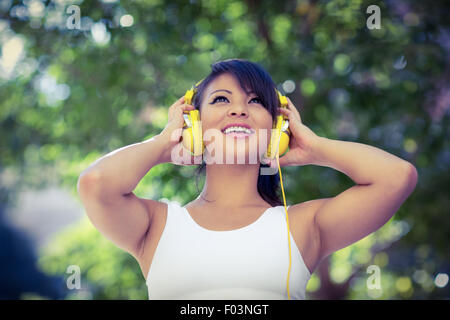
[285,97,298,116]
[171,103,194,115]
[180,104,195,112]
[170,96,187,109]
[277,154,289,167]
[277,107,302,131]
[278,107,295,119]
[287,97,301,122]
[286,97,302,123]
[171,104,195,121]
[169,102,195,121]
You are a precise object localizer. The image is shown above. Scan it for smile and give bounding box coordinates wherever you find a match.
[222,126,255,138]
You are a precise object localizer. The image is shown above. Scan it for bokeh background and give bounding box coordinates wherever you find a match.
[0,0,449,300]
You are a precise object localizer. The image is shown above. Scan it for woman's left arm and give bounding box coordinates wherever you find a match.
[310,136,418,260]
[277,97,418,261]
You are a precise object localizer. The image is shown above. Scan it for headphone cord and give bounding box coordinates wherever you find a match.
[276,154,292,300]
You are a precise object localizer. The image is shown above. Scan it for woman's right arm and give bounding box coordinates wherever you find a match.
[77,96,195,260]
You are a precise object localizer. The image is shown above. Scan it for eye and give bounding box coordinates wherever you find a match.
[211,96,263,105]
[211,96,229,104]
[250,97,263,104]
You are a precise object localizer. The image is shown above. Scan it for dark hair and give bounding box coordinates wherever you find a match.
[192,58,283,207]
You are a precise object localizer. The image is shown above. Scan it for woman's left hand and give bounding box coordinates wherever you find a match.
[270,97,321,167]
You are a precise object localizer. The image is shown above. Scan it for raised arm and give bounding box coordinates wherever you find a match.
[309,137,418,261]
[276,98,418,266]
[77,133,171,259]
[77,96,195,259]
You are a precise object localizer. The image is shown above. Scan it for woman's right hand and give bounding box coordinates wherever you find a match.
[161,95,195,146]
[158,95,199,165]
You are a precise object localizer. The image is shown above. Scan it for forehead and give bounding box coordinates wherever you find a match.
[205,73,251,96]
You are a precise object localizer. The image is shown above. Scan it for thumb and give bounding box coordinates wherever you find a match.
[277,152,293,167]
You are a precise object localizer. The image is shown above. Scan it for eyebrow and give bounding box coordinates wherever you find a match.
[208,89,256,97]
[209,89,232,97]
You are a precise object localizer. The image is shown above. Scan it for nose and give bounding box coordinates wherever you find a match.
[228,104,248,118]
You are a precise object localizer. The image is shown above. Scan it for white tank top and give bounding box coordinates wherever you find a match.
[145,200,311,300]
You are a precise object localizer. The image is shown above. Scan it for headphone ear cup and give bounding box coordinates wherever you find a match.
[182,124,205,156]
[265,112,291,159]
[181,110,204,156]
[264,90,290,159]
[181,126,194,153]
[192,127,204,157]
[278,130,290,157]
[264,128,276,160]
[265,129,290,159]
[181,81,206,157]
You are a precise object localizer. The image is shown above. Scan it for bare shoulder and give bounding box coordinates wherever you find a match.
[287,197,334,272]
[289,197,333,221]
[142,198,167,217]
[287,198,331,238]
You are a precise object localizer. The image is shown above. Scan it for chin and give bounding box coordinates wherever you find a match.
[221,142,262,165]
[204,130,268,164]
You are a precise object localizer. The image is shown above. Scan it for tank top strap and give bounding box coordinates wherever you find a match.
[273,204,294,236]
[273,204,291,220]
[161,200,192,228]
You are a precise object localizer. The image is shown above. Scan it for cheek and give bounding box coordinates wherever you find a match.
[259,113,273,137]
[199,110,215,134]
[200,107,222,127]
[258,107,273,126]
[261,119,274,149]
[251,112,273,154]
[200,114,225,148]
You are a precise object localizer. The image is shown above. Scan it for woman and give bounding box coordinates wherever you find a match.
[77,59,418,300]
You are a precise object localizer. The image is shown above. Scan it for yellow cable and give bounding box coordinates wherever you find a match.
[276,153,292,300]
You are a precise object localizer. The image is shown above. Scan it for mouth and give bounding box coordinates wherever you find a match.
[221,125,255,138]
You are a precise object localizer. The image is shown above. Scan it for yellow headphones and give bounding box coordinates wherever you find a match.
[181,79,295,299]
[181,79,291,160]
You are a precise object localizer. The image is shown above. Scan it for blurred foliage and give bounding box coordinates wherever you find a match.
[38,217,148,299]
[0,204,66,299]
[1,0,449,299]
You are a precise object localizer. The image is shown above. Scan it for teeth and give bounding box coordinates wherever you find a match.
[223,126,252,134]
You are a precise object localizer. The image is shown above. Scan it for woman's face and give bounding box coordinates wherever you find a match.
[199,73,273,164]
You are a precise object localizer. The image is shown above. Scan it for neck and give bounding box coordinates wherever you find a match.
[197,163,268,208]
